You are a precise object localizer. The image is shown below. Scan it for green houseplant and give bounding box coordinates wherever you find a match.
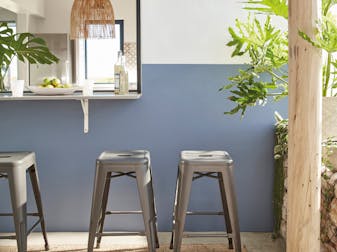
[0,22,59,91]
[221,0,337,116]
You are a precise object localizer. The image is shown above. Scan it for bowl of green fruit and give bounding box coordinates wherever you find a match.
[29,77,77,95]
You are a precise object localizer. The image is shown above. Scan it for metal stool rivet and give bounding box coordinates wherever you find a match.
[170,150,241,252]
[0,152,49,252]
[88,150,159,252]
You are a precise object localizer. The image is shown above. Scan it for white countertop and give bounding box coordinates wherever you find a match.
[0,91,141,101]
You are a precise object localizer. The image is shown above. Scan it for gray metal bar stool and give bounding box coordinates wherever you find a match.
[170,150,241,252]
[88,150,159,252]
[0,152,49,252]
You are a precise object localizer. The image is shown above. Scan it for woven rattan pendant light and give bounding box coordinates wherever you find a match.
[70,0,115,39]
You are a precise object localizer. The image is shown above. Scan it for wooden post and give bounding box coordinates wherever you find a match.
[287,0,322,251]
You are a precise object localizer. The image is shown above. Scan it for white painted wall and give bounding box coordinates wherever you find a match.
[142,0,241,64]
[141,0,287,64]
[0,0,44,17]
[33,0,71,33]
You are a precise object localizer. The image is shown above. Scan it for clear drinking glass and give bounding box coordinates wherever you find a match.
[11,80,24,97]
[83,79,94,96]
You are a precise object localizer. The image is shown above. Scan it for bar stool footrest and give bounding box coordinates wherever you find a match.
[183,232,230,238]
[0,212,40,217]
[96,231,145,237]
[186,211,224,216]
[105,210,143,215]
[0,235,16,240]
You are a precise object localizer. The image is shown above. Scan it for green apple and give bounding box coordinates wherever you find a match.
[43,77,52,84]
[63,84,72,88]
[51,78,61,86]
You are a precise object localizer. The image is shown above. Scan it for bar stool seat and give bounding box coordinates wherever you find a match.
[88,150,159,252]
[0,152,49,252]
[170,150,242,252]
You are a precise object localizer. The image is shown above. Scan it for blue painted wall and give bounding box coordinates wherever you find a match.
[0,64,288,232]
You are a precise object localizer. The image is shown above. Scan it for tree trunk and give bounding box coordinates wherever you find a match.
[287,0,322,251]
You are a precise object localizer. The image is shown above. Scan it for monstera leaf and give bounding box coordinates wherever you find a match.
[11,33,59,64]
[0,23,15,67]
[0,22,59,91]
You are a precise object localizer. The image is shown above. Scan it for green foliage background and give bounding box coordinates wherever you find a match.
[221,0,337,116]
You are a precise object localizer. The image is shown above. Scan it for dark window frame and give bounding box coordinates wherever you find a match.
[136,0,141,94]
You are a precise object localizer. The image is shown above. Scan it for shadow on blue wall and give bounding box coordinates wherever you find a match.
[0,64,288,232]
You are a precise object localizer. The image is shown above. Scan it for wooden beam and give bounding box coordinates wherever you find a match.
[287,0,322,251]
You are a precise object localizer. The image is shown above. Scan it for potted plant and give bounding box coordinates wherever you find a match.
[0,22,59,91]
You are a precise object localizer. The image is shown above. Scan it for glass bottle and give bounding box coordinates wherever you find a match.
[114,51,123,94]
[119,54,129,95]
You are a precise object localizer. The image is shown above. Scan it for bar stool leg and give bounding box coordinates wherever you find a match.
[8,169,27,252]
[173,166,193,252]
[222,166,242,252]
[136,166,157,252]
[88,165,107,252]
[170,166,182,249]
[29,164,49,251]
[96,172,112,248]
[218,172,233,249]
[148,167,159,248]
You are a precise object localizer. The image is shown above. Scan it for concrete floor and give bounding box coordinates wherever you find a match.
[0,232,285,252]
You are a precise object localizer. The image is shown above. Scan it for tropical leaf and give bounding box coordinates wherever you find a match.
[11,33,59,64]
[300,14,337,53]
[224,14,288,116]
[220,69,285,117]
[223,0,337,116]
[0,23,15,69]
[323,0,337,15]
[227,15,288,67]
[243,0,288,19]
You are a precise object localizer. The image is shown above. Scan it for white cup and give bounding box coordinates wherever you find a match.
[11,80,25,97]
[82,79,94,96]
